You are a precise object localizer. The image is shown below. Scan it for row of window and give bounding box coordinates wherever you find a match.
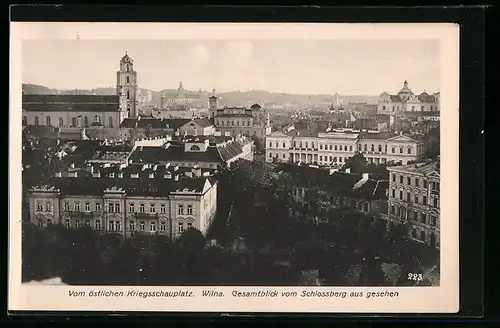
[390,205,439,227]
[382,105,437,111]
[391,189,439,207]
[391,174,440,191]
[23,115,113,127]
[51,218,190,233]
[268,141,414,155]
[57,201,193,214]
[216,120,252,127]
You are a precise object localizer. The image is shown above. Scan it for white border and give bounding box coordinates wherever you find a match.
[9,22,459,313]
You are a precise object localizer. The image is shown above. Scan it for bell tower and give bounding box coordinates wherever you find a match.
[116,52,138,117]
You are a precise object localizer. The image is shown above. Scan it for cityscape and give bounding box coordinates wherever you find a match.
[21,39,441,287]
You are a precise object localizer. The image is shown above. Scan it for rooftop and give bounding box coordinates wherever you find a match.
[22,94,120,112]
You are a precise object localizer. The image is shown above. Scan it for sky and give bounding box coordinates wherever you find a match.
[22,39,440,95]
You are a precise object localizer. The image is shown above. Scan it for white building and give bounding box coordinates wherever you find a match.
[265,128,424,166]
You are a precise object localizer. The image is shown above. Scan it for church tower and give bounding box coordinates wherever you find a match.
[116,52,138,117]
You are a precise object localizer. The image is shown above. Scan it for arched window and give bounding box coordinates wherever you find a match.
[411,229,417,239]
[126,64,129,72]
[71,117,77,127]
[430,233,436,248]
[126,76,130,83]
[22,116,27,126]
[34,116,39,126]
[420,230,426,242]
[108,117,113,128]
[371,144,375,152]
[378,145,382,152]
[83,116,89,127]
[190,145,200,151]
[46,116,51,125]
[127,91,130,99]
[58,117,64,127]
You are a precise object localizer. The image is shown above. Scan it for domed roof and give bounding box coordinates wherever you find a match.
[121,52,133,63]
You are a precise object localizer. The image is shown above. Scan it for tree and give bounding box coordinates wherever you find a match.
[177,228,206,254]
[251,135,264,152]
[341,153,368,174]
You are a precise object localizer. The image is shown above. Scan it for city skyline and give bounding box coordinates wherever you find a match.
[22,39,440,96]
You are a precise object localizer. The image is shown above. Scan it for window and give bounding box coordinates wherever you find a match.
[178,205,184,215]
[36,201,43,212]
[305,142,308,148]
[371,144,375,152]
[320,144,323,150]
[399,147,403,154]
[399,176,403,184]
[283,153,286,159]
[95,220,101,230]
[392,174,396,182]
[392,147,395,153]
[282,142,286,148]
[129,220,136,231]
[160,204,166,213]
[71,117,77,127]
[408,147,412,154]
[74,202,80,212]
[76,220,81,229]
[421,106,425,111]
[127,91,130,100]
[432,182,440,192]
[269,152,272,158]
[423,180,428,188]
[108,117,113,128]
[34,116,39,125]
[95,202,101,211]
[231,120,234,126]
[358,144,361,151]
[414,195,419,204]
[247,120,251,126]
[160,221,166,232]
[312,142,315,149]
[349,146,352,151]
[129,203,135,213]
[85,220,91,227]
[115,203,121,213]
[45,202,52,213]
[391,206,395,214]
[84,202,90,212]
[423,195,428,205]
[149,203,155,213]
[433,198,438,207]
[363,144,367,151]
[108,203,114,213]
[269,142,272,147]
[64,201,70,211]
[140,221,145,231]
[421,213,427,224]
[64,219,70,228]
[412,229,417,238]
[178,222,184,233]
[84,116,89,127]
[150,222,156,232]
[378,145,382,152]
[275,142,278,148]
[392,189,395,198]
[94,115,100,123]
[126,76,130,83]
[140,203,145,213]
[420,231,425,241]
[329,145,332,151]
[187,205,193,215]
[383,106,386,110]
[22,116,27,126]
[407,177,411,185]
[407,191,411,201]
[319,156,323,161]
[430,215,437,226]
[415,178,419,187]
[126,64,129,72]
[399,190,403,199]
[412,106,415,111]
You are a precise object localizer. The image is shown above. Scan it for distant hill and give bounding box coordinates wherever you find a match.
[22,83,379,108]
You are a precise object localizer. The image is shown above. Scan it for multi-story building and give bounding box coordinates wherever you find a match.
[378,80,440,115]
[265,128,424,166]
[27,169,218,239]
[385,160,440,249]
[209,96,272,142]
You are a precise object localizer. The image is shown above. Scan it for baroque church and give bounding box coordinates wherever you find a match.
[377,80,440,115]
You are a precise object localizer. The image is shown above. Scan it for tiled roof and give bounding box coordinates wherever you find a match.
[216,138,251,161]
[286,129,318,137]
[36,176,209,197]
[22,94,120,112]
[119,117,187,129]
[129,144,223,164]
[277,163,388,200]
[389,95,402,102]
[388,160,440,176]
[191,118,214,128]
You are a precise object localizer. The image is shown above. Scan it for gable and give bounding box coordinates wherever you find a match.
[201,179,212,194]
[386,135,417,143]
[426,171,440,179]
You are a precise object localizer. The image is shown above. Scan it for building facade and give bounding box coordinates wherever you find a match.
[385,161,440,249]
[378,80,440,115]
[209,96,272,141]
[265,129,424,166]
[116,52,139,117]
[22,94,127,129]
[27,175,218,239]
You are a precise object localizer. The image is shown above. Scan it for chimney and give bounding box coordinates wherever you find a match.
[174,174,179,181]
[345,168,351,174]
[193,166,202,177]
[362,173,369,180]
[149,173,154,179]
[117,172,123,178]
[174,165,179,171]
[70,163,75,169]
[93,171,101,178]
[54,172,62,177]
[185,171,193,178]
[140,146,144,151]
[138,115,141,121]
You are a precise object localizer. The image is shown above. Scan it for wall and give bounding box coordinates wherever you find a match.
[22,110,125,129]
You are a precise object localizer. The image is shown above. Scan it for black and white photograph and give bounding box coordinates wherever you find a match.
[10,22,459,313]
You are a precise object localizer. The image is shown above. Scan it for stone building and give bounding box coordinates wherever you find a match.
[378,80,440,115]
[27,171,218,240]
[386,160,440,249]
